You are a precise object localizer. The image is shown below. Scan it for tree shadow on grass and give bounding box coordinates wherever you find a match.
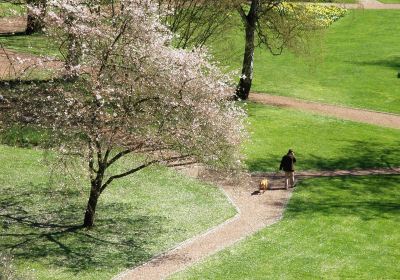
[348,56,400,71]
[286,175,400,221]
[0,183,168,274]
[247,140,400,172]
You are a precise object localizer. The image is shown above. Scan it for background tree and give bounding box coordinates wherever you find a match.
[1,0,246,228]
[26,0,47,34]
[158,0,346,100]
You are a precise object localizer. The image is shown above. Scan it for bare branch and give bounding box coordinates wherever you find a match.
[100,159,158,193]
[106,149,133,167]
[237,5,248,25]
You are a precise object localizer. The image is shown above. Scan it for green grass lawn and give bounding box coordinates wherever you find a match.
[211,10,400,114]
[0,33,61,58]
[170,175,400,279]
[244,102,400,172]
[0,145,236,280]
[0,2,26,17]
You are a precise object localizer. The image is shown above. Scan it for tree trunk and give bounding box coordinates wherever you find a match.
[236,24,255,100]
[83,183,100,228]
[236,0,259,100]
[26,1,46,35]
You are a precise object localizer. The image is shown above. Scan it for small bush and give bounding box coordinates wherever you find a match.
[277,2,347,28]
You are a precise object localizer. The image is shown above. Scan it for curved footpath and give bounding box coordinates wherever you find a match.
[321,0,400,9]
[114,167,400,280]
[249,93,400,130]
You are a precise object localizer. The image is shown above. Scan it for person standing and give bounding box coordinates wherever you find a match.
[279,149,297,190]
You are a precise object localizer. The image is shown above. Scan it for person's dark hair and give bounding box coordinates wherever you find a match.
[288,149,294,154]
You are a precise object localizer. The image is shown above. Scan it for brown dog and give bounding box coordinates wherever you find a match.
[259,179,269,192]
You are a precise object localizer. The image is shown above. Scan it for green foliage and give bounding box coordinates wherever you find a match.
[275,3,347,28]
[171,175,400,279]
[255,3,346,56]
[243,103,400,172]
[0,145,236,279]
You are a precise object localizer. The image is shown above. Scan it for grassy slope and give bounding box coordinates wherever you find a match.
[244,102,400,172]
[211,10,400,114]
[171,175,400,279]
[0,33,61,58]
[0,145,236,280]
[0,3,25,17]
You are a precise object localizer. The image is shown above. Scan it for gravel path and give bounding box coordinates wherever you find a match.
[0,17,26,34]
[113,167,400,280]
[249,93,400,129]
[306,0,400,9]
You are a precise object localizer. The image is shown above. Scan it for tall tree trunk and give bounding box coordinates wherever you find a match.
[83,182,100,228]
[236,24,256,100]
[236,0,259,100]
[26,0,46,35]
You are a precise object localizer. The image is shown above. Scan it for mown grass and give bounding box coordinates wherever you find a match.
[243,102,400,172]
[0,2,25,17]
[171,175,400,280]
[0,33,61,58]
[211,10,400,114]
[0,145,236,280]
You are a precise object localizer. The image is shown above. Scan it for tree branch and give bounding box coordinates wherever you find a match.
[100,154,194,193]
[107,149,133,167]
[100,159,158,193]
[237,5,248,26]
[98,19,130,75]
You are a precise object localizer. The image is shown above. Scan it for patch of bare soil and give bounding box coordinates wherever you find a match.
[0,48,63,80]
[0,17,26,34]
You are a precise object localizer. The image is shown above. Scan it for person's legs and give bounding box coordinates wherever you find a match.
[290,171,295,187]
[284,172,290,189]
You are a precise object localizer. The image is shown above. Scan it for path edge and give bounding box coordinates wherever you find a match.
[111,182,242,280]
[165,190,294,280]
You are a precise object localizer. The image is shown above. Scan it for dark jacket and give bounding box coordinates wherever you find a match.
[279,154,296,172]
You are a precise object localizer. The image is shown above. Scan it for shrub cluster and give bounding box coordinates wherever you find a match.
[277,2,347,28]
